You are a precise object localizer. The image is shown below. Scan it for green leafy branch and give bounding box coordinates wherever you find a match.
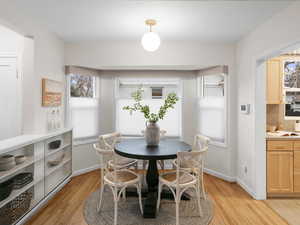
[123,88,179,123]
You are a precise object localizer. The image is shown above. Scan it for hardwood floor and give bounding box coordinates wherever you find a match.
[26,171,289,225]
[265,199,300,225]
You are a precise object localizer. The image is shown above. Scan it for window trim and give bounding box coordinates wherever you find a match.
[197,73,228,148]
[65,73,100,140]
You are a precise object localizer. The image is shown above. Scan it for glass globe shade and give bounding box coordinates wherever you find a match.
[141,32,160,52]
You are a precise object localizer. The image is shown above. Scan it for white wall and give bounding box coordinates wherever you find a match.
[0,25,24,140]
[66,41,237,179]
[236,1,300,199]
[0,25,23,53]
[0,4,65,134]
[65,40,235,69]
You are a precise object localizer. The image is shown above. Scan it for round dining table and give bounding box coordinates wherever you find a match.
[115,138,191,218]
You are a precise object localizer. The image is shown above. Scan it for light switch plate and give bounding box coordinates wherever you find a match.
[240,104,250,114]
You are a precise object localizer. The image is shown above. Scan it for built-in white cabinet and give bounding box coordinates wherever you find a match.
[0,129,72,225]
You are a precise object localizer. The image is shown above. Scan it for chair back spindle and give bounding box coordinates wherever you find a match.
[176,151,204,182]
[193,134,209,152]
[94,132,122,184]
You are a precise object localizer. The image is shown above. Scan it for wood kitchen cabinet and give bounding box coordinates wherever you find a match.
[266,140,300,196]
[266,59,282,104]
[294,150,300,192]
[267,150,294,193]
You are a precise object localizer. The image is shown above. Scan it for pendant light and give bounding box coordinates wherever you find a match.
[141,19,160,52]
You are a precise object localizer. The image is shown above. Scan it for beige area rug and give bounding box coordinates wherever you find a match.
[265,199,300,225]
[83,189,214,225]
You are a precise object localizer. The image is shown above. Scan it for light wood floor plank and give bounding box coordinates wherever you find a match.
[26,171,289,225]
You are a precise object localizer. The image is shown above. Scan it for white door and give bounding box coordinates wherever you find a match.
[0,57,20,140]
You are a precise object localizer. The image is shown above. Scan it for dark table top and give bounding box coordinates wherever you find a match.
[115,138,191,160]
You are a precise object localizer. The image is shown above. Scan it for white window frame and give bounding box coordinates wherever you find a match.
[65,73,100,143]
[114,77,183,138]
[197,73,228,147]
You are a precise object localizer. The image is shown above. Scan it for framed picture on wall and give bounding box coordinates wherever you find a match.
[42,78,63,107]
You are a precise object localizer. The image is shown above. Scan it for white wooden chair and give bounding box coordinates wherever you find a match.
[141,129,167,170]
[172,134,209,199]
[95,132,138,170]
[93,133,143,225]
[157,151,206,225]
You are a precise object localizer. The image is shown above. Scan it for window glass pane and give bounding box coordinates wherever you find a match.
[285,91,300,117]
[116,80,181,137]
[70,97,100,138]
[203,74,224,97]
[68,74,99,139]
[198,97,225,143]
[151,87,163,99]
[70,74,95,98]
[198,74,226,144]
[117,99,180,136]
[284,61,300,88]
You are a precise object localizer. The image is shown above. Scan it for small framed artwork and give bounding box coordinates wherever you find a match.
[42,78,63,107]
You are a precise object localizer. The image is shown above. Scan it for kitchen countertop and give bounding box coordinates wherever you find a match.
[266,131,300,140]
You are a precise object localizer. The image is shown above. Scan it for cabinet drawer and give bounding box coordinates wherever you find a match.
[267,141,293,151]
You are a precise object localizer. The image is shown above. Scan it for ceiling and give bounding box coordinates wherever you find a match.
[8,0,293,43]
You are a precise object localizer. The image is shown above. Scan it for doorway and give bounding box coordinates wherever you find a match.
[255,43,300,200]
[0,56,21,140]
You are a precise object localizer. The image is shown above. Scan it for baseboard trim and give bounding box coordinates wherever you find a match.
[204,168,236,182]
[72,164,100,177]
[71,165,260,199]
[236,177,257,199]
[72,165,237,183]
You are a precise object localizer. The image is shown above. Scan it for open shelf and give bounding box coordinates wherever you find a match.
[46,143,71,157]
[0,156,34,181]
[45,157,71,177]
[0,129,72,225]
[0,177,43,208]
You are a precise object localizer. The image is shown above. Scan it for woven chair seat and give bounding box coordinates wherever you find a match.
[105,170,139,185]
[160,171,196,186]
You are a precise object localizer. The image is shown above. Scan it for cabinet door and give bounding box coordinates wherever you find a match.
[266,59,282,104]
[267,151,293,193]
[294,151,300,192]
